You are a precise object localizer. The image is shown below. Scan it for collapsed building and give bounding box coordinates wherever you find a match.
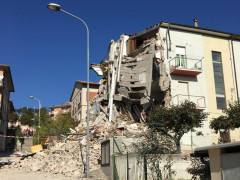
[5,20,239,179]
[89,20,232,154]
[90,22,171,124]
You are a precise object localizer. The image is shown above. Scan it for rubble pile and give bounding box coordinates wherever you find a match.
[2,142,82,178]
[1,117,144,177]
[89,33,171,125]
[2,26,171,177]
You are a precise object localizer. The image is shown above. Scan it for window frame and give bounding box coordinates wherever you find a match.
[212,51,226,109]
[101,140,110,166]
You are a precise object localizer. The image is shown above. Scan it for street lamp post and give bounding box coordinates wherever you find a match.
[47,3,90,176]
[29,96,41,144]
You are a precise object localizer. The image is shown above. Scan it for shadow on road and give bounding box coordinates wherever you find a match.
[0,151,14,158]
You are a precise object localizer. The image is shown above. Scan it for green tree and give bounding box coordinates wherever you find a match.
[17,107,35,114]
[16,107,50,126]
[35,112,76,140]
[147,101,207,153]
[210,102,240,133]
[187,156,211,180]
[8,113,19,123]
[20,112,34,126]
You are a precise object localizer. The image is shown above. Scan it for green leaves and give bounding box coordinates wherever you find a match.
[8,113,19,123]
[20,112,34,126]
[210,101,240,133]
[146,101,207,153]
[35,112,76,138]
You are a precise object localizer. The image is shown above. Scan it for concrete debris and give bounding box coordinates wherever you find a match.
[90,30,171,125]
[1,141,96,179]
[1,28,172,178]
[1,115,143,178]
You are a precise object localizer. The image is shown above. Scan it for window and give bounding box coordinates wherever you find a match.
[176,46,186,67]
[79,92,82,102]
[101,140,110,166]
[212,51,226,109]
[72,101,75,110]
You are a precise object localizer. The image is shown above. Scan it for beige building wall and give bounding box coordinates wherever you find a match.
[203,35,240,143]
[81,87,98,120]
[71,82,99,122]
[49,106,71,119]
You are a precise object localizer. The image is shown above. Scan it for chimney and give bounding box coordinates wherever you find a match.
[193,18,198,27]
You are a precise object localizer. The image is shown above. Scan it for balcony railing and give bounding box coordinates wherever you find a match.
[169,57,203,76]
[171,94,206,110]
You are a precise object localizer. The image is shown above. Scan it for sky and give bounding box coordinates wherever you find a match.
[1,0,239,109]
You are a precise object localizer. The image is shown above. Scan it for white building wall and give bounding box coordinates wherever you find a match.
[159,27,212,151]
[121,34,129,56]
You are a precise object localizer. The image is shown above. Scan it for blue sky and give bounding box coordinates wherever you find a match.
[1,0,239,109]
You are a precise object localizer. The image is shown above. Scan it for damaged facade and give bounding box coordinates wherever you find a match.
[91,30,170,124]
[90,21,240,152]
[3,21,240,179]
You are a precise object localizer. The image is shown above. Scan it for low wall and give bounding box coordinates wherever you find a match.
[114,154,192,180]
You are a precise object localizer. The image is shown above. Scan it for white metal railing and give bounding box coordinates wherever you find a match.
[171,94,206,109]
[169,57,203,73]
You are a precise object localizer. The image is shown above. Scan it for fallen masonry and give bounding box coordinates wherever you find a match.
[1,118,143,179]
[1,24,172,178]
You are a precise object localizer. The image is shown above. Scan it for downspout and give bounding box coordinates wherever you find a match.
[230,39,239,103]
[167,24,172,51]
[165,23,172,59]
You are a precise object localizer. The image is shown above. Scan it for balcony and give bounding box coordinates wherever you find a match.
[169,57,203,76]
[171,94,206,110]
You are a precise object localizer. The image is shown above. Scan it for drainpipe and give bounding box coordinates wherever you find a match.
[166,24,172,59]
[230,39,239,103]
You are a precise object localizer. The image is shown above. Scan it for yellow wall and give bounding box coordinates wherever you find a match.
[203,36,239,143]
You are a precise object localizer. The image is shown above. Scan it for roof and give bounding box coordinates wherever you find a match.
[0,64,14,92]
[69,81,100,101]
[128,21,240,40]
[194,142,240,154]
[76,81,100,86]
[49,101,71,109]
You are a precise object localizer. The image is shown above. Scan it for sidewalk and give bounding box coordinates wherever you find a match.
[0,168,71,180]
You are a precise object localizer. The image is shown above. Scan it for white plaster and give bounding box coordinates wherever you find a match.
[159,27,212,150]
